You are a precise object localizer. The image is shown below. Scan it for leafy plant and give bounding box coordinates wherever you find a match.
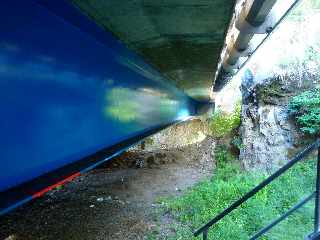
[210,103,241,138]
[288,88,320,136]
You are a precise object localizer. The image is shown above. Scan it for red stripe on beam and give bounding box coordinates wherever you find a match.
[32,172,81,198]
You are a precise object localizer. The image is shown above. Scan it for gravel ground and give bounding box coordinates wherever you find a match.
[0,137,214,240]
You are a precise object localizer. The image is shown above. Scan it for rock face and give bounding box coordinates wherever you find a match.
[132,117,211,151]
[126,118,215,171]
[240,75,319,172]
[240,102,293,171]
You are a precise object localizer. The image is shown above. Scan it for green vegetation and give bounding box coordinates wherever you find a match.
[231,136,245,151]
[257,81,286,104]
[156,148,315,240]
[289,88,320,136]
[210,103,241,138]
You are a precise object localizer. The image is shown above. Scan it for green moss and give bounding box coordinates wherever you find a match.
[210,103,241,138]
[257,81,286,103]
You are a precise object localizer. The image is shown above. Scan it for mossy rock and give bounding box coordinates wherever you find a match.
[256,80,288,105]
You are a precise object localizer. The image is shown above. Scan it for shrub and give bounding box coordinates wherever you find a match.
[210,103,241,138]
[288,88,320,136]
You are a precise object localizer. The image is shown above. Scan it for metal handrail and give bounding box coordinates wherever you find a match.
[250,192,315,240]
[194,139,320,240]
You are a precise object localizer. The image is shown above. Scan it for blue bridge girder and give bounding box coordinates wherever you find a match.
[0,0,209,215]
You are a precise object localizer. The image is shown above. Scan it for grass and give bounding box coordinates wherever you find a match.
[153,149,317,240]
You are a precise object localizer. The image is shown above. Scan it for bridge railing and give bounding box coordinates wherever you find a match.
[194,139,320,240]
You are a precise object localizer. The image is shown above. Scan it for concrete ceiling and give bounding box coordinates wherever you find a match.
[71,0,236,101]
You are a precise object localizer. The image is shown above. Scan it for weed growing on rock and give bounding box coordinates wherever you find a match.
[289,88,320,136]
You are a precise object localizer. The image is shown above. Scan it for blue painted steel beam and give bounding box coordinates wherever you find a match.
[0,0,206,214]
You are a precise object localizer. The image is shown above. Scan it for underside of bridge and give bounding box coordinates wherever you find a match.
[0,0,298,215]
[71,0,236,101]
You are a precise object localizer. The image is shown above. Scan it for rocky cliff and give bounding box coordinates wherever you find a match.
[240,74,319,172]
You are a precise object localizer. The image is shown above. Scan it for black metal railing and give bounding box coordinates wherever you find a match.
[194,139,320,240]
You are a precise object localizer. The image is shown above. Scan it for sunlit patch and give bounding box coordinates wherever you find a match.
[104,88,140,123]
[104,87,180,124]
[192,131,207,144]
[185,88,210,99]
[4,234,18,240]
[138,87,168,97]
[176,109,191,121]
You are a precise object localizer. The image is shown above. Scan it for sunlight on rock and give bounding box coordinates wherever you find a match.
[4,235,18,240]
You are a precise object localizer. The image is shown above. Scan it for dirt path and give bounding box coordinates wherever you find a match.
[0,137,214,240]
